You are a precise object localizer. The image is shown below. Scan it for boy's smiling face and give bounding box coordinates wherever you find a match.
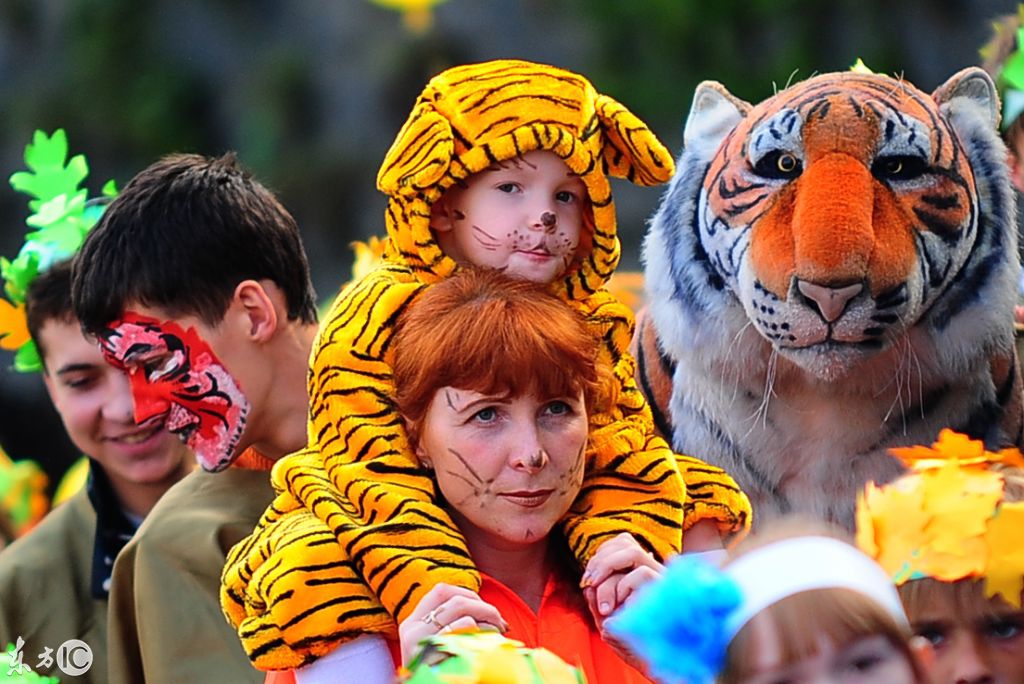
[431,150,588,283]
[98,312,250,472]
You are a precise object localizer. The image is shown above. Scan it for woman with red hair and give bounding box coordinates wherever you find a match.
[394,267,661,679]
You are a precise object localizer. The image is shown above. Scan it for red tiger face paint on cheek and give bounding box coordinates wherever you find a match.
[99,313,250,472]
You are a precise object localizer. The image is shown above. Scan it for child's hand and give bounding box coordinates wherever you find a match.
[398,583,508,665]
[580,533,664,626]
[681,518,725,553]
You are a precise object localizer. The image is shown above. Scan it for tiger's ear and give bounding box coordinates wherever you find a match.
[684,81,751,157]
[932,67,999,130]
[377,98,454,195]
[594,93,675,186]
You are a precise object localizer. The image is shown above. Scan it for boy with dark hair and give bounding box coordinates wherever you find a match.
[0,260,194,683]
[71,152,319,683]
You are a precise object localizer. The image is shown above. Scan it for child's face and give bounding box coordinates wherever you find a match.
[40,317,193,494]
[432,149,588,284]
[738,614,920,684]
[908,585,1024,684]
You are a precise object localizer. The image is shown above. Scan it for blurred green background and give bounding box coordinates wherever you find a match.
[0,0,1018,489]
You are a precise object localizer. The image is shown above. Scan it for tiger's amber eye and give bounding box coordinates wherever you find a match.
[777,154,797,172]
[886,159,903,174]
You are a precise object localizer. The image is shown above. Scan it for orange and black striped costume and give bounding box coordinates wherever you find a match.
[222,59,751,670]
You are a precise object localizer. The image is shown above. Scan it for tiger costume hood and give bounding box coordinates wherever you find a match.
[639,67,1024,526]
[376,58,674,296]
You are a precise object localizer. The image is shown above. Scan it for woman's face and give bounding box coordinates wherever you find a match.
[414,386,588,552]
[739,614,921,684]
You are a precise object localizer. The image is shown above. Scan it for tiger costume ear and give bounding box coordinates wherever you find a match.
[932,67,999,129]
[683,82,751,157]
[595,93,675,186]
[377,97,454,195]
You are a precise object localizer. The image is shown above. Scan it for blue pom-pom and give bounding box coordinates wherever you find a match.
[607,554,742,684]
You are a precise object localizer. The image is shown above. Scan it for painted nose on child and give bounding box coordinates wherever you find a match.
[944,630,995,684]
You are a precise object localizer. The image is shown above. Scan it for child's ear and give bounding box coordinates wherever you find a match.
[429,195,454,233]
[233,279,279,342]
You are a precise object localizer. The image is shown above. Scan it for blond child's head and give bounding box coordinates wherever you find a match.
[856,430,1024,684]
[376,59,674,291]
[611,517,930,683]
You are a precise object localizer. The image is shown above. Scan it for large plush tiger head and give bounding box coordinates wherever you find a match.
[646,68,1018,381]
[376,59,674,299]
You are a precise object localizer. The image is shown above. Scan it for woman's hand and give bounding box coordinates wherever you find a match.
[580,532,664,626]
[398,583,508,665]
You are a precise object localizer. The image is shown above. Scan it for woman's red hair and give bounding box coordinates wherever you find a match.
[392,268,603,445]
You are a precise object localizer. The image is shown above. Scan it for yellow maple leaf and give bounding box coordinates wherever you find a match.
[924,462,1002,555]
[350,236,387,282]
[855,486,879,559]
[982,502,1024,608]
[867,476,932,581]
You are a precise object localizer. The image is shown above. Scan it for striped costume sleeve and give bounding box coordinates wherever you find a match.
[221,478,395,671]
[293,266,481,620]
[560,290,751,564]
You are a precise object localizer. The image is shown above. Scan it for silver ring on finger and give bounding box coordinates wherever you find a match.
[422,608,442,629]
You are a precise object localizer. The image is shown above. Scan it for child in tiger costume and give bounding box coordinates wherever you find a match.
[221,59,751,671]
[635,66,1024,530]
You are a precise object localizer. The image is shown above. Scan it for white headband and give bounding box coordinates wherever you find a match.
[724,536,909,637]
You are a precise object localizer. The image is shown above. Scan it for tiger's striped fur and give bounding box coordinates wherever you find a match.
[640,68,1024,529]
[221,60,752,670]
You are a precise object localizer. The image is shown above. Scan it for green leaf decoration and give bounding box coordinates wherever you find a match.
[0,252,40,305]
[849,58,874,74]
[2,128,119,373]
[13,340,42,373]
[8,130,89,213]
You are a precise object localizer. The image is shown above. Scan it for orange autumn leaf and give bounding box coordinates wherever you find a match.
[890,428,1024,470]
[0,298,29,351]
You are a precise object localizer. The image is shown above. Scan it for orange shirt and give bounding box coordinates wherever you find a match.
[265,570,653,684]
[478,571,653,684]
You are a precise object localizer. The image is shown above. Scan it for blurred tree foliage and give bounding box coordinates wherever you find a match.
[0,0,1017,484]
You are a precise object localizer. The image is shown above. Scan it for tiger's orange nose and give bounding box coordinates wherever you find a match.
[797,279,863,323]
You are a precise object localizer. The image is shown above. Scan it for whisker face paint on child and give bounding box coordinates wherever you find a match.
[99,313,250,472]
[432,150,586,284]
